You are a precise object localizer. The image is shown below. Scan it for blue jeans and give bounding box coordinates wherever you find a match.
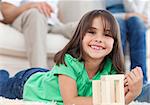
[106,4,125,13]
[135,82,150,103]
[117,17,147,84]
[0,68,49,99]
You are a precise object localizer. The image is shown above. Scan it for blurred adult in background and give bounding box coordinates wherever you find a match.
[124,0,150,27]
[105,0,148,84]
[1,0,75,68]
[105,0,150,103]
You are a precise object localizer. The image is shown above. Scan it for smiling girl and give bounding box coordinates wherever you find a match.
[0,10,143,105]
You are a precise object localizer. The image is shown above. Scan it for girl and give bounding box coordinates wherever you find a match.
[0,10,143,105]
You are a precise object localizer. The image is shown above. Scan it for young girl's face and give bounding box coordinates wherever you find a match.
[82,17,114,61]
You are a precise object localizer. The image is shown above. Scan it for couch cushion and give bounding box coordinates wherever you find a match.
[0,22,69,58]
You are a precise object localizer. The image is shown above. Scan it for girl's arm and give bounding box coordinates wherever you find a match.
[58,74,92,105]
[124,67,143,105]
[59,67,143,105]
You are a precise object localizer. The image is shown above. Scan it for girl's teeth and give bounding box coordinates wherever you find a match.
[91,45,102,50]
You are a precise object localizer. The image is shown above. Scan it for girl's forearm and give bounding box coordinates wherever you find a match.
[63,97,93,105]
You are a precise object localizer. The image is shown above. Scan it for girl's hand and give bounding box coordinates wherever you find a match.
[124,67,143,104]
[124,78,129,96]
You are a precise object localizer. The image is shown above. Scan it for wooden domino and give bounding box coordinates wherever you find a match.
[92,75,125,105]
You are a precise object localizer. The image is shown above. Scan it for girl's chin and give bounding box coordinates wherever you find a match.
[88,54,104,60]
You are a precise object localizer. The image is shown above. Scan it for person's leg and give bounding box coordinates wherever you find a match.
[0,69,19,99]
[0,68,49,99]
[127,16,147,84]
[116,18,127,54]
[0,70,9,95]
[0,70,9,82]
[49,22,78,39]
[135,83,150,103]
[12,8,48,68]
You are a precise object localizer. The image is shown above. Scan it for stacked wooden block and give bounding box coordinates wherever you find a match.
[92,75,125,105]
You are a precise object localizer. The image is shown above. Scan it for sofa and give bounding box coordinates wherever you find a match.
[0,0,104,76]
[0,1,150,78]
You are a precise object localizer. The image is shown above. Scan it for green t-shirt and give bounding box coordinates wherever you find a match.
[23,54,117,105]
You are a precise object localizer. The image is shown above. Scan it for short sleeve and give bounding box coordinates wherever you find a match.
[51,54,84,81]
[52,64,77,81]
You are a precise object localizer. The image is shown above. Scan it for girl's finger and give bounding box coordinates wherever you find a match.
[124,78,128,86]
[135,66,143,78]
[126,73,133,86]
[124,85,129,95]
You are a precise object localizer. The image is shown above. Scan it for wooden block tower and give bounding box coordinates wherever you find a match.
[92,75,125,105]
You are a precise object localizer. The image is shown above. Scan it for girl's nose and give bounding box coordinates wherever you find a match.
[95,39,102,43]
[94,34,103,43]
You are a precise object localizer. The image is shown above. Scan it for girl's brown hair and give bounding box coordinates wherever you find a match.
[54,10,125,74]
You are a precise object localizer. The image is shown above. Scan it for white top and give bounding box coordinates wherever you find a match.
[124,0,150,27]
[103,0,150,27]
[1,0,62,25]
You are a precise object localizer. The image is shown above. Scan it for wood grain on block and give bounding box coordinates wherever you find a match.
[92,75,125,105]
[92,80,101,105]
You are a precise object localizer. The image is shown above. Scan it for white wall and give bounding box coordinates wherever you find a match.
[58,0,105,23]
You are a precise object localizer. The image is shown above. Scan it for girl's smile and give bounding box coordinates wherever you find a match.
[89,44,105,51]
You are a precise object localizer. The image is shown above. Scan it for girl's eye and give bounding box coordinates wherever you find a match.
[104,30,112,37]
[104,33,113,38]
[87,31,96,35]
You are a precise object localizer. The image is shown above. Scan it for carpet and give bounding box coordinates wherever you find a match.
[0,97,56,105]
[0,97,150,105]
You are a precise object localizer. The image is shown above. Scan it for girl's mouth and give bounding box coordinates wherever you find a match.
[90,45,105,50]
